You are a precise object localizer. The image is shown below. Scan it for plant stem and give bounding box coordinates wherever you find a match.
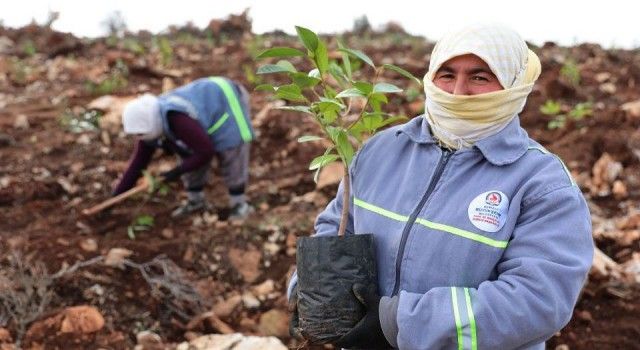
[337,166,350,237]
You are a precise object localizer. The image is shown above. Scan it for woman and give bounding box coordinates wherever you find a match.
[289,24,593,350]
[114,77,255,219]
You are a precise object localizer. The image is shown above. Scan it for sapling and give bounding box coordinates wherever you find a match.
[126,171,169,239]
[256,26,422,343]
[256,26,421,236]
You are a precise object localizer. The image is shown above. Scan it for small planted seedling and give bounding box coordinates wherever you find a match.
[127,214,154,240]
[143,171,170,196]
[542,99,593,130]
[125,172,171,239]
[560,58,581,87]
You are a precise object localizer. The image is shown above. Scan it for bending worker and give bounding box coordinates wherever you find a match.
[113,76,255,219]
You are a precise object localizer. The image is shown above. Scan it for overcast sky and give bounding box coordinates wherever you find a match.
[2,0,638,49]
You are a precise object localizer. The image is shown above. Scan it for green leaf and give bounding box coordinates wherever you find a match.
[275,84,306,102]
[308,68,321,79]
[324,85,337,99]
[314,99,343,124]
[369,92,389,112]
[298,135,325,143]
[328,62,348,86]
[321,110,338,124]
[143,170,162,193]
[291,72,321,89]
[335,130,355,166]
[338,40,352,80]
[257,61,297,74]
[382,63,423,86]
[309,153,340,170]
[313,167,322,183]
[354,81,373,95]
[362,112,385,132]
[158,184,170,196]
[336,88,366,99]
[379,115,409,128]
[276,105,313,114]
[254,84,276,92]
[315,40,329,75]
[373,82,403,94]
[547,115,566,129]
[569,102,593,120]
[540,100,562,116]
[338,48,375,68]
[256,47,305,59]
[318,97,345,109]
[136,214,154,227]
[295,26,319,52]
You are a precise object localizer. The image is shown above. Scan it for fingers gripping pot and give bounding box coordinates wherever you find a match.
[295,234,378,344]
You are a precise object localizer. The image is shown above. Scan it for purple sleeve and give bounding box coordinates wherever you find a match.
[113,140,156,195]
[169,112,215,173]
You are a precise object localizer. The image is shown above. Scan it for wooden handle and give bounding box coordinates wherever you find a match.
[82,181,149,216]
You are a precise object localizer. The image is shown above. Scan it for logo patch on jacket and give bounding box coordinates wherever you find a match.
[467,191,509,232]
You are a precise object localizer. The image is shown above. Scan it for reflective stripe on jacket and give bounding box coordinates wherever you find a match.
[309,115,593,349]
[157,77,254,152]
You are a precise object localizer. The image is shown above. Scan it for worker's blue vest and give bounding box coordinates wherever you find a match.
[157,77,254,152]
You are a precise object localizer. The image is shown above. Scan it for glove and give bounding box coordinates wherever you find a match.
[334,284,393,349]
[160,167,182,182]
[288,284,304,340]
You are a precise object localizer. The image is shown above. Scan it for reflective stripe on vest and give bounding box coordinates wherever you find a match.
[353,197,508,249]
[451,287,478,350]
[208,112,230,135]
[209,77,252,142]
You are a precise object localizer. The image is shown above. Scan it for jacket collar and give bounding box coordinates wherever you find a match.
[396,115,530,166]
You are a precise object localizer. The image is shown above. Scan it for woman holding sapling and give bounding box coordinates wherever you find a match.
[289,24,593,349]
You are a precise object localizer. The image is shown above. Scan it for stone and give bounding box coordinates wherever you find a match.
[257,309,289,338]
[599,82,616,94]
[228,248,261,283]
[591,247,621,279]
[177,333,287,350]
[0,328,11,342]
[263,242,280,256]
[212,295,242,318]
[104,247,133,269]
[621,99,640,119]
[60,305,104,334]
[577,310,593,322]
[251,279,275,298]
[242,292,260,309]
[79,238,98,252]
[612,180,628,200]
[136,330,164,350]
[161,228,174,239]
[13,114,29,129]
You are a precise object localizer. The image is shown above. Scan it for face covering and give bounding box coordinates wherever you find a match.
[423,24,542,149]
[122,94,162,140]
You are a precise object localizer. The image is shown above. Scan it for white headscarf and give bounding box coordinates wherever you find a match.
[122,94,163,140]
[424,23,541,149]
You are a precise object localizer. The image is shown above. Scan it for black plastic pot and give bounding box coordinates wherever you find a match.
[296,233,378,344]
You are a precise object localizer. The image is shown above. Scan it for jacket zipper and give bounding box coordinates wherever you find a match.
[392,149,452,295]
